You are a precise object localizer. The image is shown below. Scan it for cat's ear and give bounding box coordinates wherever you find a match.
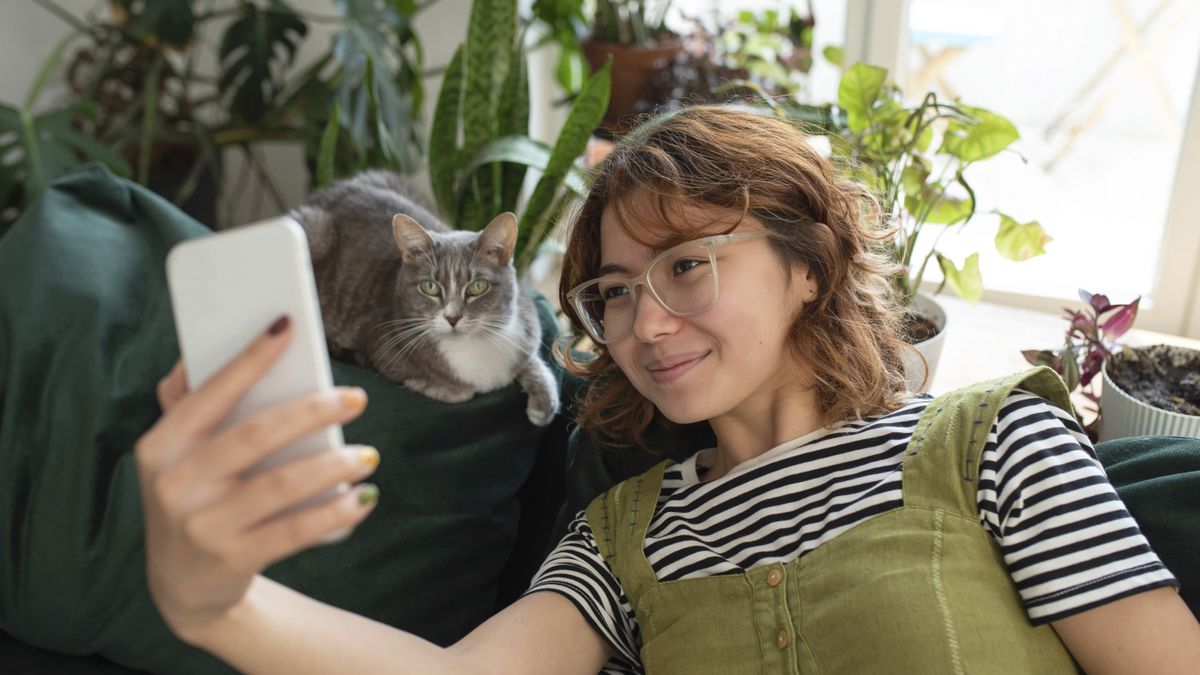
[476,212,518,267]
[392,214,434,264]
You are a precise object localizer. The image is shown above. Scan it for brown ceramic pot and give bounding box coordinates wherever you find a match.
[581,37,682,133]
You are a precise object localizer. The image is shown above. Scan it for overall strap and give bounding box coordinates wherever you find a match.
[585,460,673,608]
[903,366,1074,517]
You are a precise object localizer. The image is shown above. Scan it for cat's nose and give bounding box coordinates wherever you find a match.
[445,314,461,327]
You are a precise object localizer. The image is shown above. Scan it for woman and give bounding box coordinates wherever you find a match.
[136,106,1200,674]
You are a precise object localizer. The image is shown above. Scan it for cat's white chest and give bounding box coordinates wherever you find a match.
[437,324,522,393]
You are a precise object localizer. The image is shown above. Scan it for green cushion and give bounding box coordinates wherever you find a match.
[1095,435,1200,618]
[0,164,564,673]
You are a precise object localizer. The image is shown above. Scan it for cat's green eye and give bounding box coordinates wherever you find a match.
[466,279,491,297]
[419,280,441,297]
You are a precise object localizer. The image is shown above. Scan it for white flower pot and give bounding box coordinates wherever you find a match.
[902,293,948,394]
[1099,362,1200,442]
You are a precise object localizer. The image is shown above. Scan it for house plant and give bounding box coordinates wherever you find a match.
[577,0,679,133]
[422,0,611,274]
[636,6,815,113]
[772,61,1049,390]
[1,0,429,232]
[1023,290,1200,441]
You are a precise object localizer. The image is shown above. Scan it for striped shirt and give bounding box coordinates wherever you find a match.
[526,391,1179,674]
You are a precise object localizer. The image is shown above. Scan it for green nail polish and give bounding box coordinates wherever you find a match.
[358,483,379,506]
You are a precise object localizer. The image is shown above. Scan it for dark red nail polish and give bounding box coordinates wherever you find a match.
[267,316,290,336]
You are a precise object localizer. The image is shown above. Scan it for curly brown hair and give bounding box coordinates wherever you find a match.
[557,105,915,450]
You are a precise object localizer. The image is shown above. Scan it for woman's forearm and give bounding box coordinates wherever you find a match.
[190,575,478,675]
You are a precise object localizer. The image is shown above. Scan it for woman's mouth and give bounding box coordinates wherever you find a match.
[646,351,710,384]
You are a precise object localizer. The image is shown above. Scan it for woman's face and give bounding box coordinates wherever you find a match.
[599,198,817,424]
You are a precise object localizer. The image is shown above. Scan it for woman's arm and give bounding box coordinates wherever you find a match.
[1051,587,1200,674]
[137,319,613,675]
[190,576,613,675]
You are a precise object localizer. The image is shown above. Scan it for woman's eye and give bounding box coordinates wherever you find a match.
[601,285,629,302]
[419,280,440,296]
[673,258,706,275]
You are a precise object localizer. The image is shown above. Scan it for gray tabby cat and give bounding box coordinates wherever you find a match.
[289,171,558,426]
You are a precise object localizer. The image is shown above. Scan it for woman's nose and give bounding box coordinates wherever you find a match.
[630,285,682,342]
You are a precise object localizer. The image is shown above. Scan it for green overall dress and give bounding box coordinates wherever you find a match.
[585,367,1082,674]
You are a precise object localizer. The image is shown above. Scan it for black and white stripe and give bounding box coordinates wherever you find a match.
[526,391,1178,673]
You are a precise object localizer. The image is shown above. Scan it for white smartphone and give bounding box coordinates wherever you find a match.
[166,216,349,526]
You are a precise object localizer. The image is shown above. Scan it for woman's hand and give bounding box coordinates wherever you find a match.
[135,316,380,644]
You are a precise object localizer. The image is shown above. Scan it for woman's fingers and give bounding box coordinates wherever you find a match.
[178,386,368,488]
[190,445,379,540]
[242,483,380,571]
[162,316,294,441]
[156,360,189,413]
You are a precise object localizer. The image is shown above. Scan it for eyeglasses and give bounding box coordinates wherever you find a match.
[566,231,771,344]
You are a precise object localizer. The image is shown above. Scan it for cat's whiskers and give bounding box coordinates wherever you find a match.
[372,321,434,354]
[477,320,523,356]
[382,328,436,375]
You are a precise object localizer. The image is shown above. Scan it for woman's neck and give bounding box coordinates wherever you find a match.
[702,378,827,482]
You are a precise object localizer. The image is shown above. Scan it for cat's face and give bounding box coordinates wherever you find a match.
[391,212,520,339]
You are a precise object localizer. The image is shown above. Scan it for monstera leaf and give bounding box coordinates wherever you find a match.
[219,0,308,123]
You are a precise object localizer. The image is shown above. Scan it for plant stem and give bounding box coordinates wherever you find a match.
[245,146,289,213]
[31,0,88,32]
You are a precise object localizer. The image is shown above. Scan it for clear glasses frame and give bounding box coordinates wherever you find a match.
[566,231,771,344]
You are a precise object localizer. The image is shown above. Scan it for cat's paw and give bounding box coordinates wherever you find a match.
[525,395,558,427]
[404,379,475,404]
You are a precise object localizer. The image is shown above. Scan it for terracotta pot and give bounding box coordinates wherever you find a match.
[582,37,682,133]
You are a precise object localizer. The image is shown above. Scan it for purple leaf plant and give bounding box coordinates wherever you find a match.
[1022,289,1140,439]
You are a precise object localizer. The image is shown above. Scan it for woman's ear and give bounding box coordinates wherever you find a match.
[792,266,819,306]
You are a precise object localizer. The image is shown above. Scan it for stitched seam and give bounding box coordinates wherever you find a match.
[931,509,965,675]
[1033,562,1164,603]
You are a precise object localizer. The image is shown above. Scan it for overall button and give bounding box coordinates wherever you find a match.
[767,569,783,587]
[776,629,789,649]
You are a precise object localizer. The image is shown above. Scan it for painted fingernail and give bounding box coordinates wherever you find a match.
[356,446,380,470]
[267,315,290,336]
[339,388,368,411]
[357,483,379,506]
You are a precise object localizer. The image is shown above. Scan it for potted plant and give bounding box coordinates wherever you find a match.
[774,61,1049,391]
[423,0,611,274]
[1,0,428,232]
[577,0,680,133]
[631,6,815,115]
[1022,290,1200,441]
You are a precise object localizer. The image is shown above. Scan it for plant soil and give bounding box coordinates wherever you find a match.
[901,312,941,344]
[1107,344,1200,416]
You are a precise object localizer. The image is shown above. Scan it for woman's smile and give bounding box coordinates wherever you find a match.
[644,349,711,384]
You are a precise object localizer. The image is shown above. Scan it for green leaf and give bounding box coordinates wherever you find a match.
[924,195,972,225]
[25,29,82,111]
[939,105,1019,162]
[113,0,195,48]
[994,213,1050,261]
[823,45,844,68]
[498,33,530,213]
[936,253,984,303]
[460,0,517,229]
[331,0,420,168]
[219,0,308,123]
[317,104,340,187]
[838,63,887,134]
[516,60,610,269]
[429,45,465,218]
[137,56,163,184]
